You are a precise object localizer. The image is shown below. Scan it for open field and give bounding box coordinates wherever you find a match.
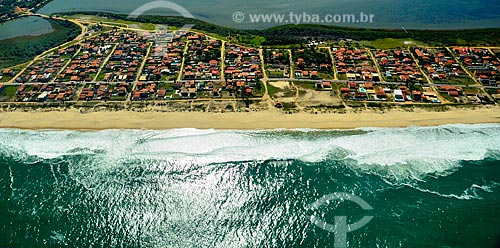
[359,38,428,49]
[66,14,157,30]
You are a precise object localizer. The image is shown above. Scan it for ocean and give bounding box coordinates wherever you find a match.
[0,125,499,247]
[37,0,500,29]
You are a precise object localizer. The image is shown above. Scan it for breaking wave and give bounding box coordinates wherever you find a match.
[0,124,499,180]
[394,181,500,200]
[1,125,499,247]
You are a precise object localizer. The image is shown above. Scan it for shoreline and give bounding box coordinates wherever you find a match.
[42,10,500,31]
[1,107,499,131]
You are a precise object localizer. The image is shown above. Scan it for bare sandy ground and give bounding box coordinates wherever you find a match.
[0,107,499,130]
[268,81,290,89]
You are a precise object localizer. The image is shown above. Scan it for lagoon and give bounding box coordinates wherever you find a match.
[37,0,500,30]
[0,16,54,41]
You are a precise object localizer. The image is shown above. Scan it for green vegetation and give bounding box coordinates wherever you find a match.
[493,49,500,60]
[486,88,499,97]
[0,85,17,101]
[67,14,156,30]
[442,76,476,85]
[0,18,81,68]
[337,74,347,80]
[359,38,426,49]
[267,70,283,78]
[440,92,456,103]
[234,35,266,47]
[266,83,283,96]
[0,76,13,83]
[58,12,500,47]
[296,82,316,90]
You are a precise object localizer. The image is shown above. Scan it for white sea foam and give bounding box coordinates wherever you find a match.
[399,181,500,200]
[0,124,499,179]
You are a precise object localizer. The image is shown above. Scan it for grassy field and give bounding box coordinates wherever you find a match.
[266,82,283,96]
[65,14,157,30]
[267,70,285,78]
[295,81,316,90]
[359,38,428,49]
[0,75,13,82]
[0,85,17,101]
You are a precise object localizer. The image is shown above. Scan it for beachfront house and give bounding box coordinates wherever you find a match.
[393,89,405,102]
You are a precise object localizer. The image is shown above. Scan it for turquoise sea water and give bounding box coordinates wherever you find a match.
[0,125,499,247]
[37,0,500,29]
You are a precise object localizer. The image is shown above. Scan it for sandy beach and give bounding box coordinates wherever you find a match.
[0,106,499,130]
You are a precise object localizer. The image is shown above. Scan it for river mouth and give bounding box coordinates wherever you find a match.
[0,16,54,41]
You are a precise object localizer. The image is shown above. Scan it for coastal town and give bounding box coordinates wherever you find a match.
[2,2,500,248]
[1,17,500,113]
